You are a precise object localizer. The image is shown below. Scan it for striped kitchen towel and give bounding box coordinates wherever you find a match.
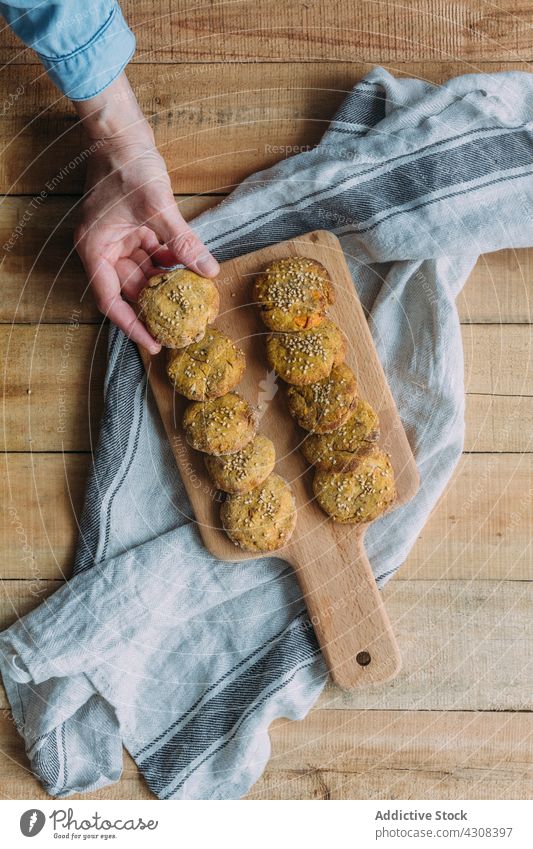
[1,67,532,800]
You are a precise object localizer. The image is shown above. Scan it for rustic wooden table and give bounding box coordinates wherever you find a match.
[1,1,532,800]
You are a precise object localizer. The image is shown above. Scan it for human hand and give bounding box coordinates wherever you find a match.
[73,74,219,353]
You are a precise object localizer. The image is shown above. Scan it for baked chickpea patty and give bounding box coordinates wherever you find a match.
[286,362,357,433]
[221,473,297,552]
[139,268,219,348]
[313,447,395,523]
[167,327,246,401]
[205,434,276,494]
[301,399,380,470]
[182,392,256,456]
[254,256,334,331]
[266,319,345,385]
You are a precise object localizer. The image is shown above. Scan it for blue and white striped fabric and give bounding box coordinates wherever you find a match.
[1,67,532,800]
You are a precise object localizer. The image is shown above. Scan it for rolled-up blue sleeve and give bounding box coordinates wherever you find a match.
[0,0,135,100]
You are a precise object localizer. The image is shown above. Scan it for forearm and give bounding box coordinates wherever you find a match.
[74,73,154,147]
[73,72,218,353]
[3,2,219,350]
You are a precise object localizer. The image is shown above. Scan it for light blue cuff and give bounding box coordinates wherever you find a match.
[38,4,135,100]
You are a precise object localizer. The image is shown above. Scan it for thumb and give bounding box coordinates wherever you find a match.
[153,207,219,277]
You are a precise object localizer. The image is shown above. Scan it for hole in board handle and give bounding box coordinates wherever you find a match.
[356,651,371,667]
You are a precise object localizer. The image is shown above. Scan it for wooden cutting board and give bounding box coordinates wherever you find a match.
[137,230,419,689]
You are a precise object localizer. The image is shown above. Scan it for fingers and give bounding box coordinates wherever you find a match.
[147,246,179,269]
[152,207,219,277]
[139,227,188,272]
[130,247,159,279]
[88,257,161,354]
[139,227,162,260]
[117,249,165,301]
[106,298,161,354]
[116,256,151,303]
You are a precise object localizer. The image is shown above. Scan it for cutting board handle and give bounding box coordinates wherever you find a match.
[290,528,401,689]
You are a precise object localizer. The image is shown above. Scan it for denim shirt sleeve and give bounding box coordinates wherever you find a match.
[0,0,136,100]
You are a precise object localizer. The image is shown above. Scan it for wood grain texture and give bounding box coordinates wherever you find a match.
[3,452,532,582]
[250,709,533,800]
[467,394,533,453]
[464,325,533,396]
[0,707,531,800]
[0,62,530,194]
[0,6,531,799]
[139,231,420,688]
[2,324,531,452]
[0,578,531,712]
[0,196,219,324]
[457,248,533,324]
[0,324,106,452]
[403,452,533,580]
[1,453,89,581]
[321,579,533,711]
[1,194,532,325]
[1,1,532,63]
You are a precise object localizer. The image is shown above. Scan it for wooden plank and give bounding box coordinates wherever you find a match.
[0,709,530,800]
[0,325,106,452]
[457,248,533,324]
[466,394,533,453]
[464,325,533,395]
[1,453,89,581]
[1,1,532,63]
[2,196,532,325]
[403,452,533,581]
[320,579,533,711]
[3,324,532,451]
[3,63,346,195]
[0,579,531,712]
[2,453,532,582]
[0,61,530,194]
[250,710,533,800]
[0,196,219,325]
